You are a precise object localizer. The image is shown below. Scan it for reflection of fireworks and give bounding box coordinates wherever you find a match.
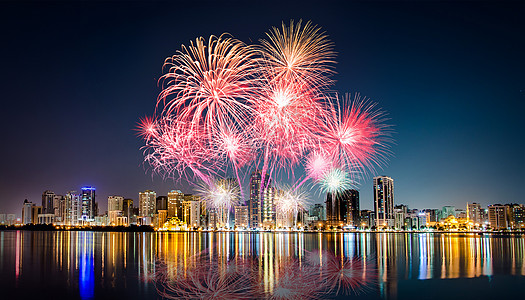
[154,247,375,300]
[156,259,259,300]
[322,256,376,295]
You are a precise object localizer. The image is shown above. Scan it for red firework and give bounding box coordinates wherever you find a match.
[313,93,393,178]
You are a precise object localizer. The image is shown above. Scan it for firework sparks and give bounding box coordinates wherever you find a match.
[139,20,393,195]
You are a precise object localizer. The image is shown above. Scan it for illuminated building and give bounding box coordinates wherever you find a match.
[65,191,81,225]
[108,196,124,225]
[360,210,375,228]
[488,204,508,229]
[42,190,55,214]
[167,190,184,219]
[37,214,54,224]
[139,190,156,218]
[249,169,272,228]
[183,194,201,228]
[393,205,407,229]
[326,189,359,227]
[508,204,525,229]
[31,205,42,224]
[123,198,134,224]
[54,194,65,223]
[467,203,483,224]
[234,205,249,229]
[21,199,33,224]
[373,176,394,228]
[81,187,96,221]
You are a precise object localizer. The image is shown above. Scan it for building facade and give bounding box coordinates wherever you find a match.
[373,176,394,228]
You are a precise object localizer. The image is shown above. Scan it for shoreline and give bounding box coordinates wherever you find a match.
[1,225,524,234]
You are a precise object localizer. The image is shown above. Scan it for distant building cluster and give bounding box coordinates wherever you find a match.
[5,174,525,231]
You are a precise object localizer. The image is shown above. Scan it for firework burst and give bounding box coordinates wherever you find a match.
[139,20,393,195]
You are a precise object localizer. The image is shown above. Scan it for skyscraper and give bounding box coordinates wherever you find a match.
[326,189,359,227]
[467,203,483,224]
[108,195,124,225]
[167,190,184,219]
[65,191,81,225]
[249,169,271,229]
[42,190,55,214]
[22,199,33,225]
[373,176,394,228]
[139,190,156,218]
[81,187,96,221]
[488,204,508,229]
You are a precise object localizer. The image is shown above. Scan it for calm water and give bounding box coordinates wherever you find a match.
[0,231,524,299]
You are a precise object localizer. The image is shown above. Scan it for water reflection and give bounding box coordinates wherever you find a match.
[0,231,524,299]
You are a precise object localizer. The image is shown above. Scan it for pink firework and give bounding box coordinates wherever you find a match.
[139,117,216,182]
[158,34,260,137]
[313,93,392,178]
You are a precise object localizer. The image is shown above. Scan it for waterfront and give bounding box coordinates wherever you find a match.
[0,231,524,299]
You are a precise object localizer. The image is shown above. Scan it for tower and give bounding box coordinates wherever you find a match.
[81,187,96,221]
[373,176,394,228]
[249,169,272,229]
[139,190,156,218]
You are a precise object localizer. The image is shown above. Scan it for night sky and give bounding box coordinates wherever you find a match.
[1,1,523,215]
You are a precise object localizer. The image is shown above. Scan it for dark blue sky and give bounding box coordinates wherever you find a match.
[0,1,523,215]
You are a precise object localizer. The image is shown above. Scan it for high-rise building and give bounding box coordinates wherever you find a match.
[373,176,394,228]
[108,196,124,225]
[81,187,96,221]
[65,191,81,225]
[42,190,55,214]
[393,205,407,229]
[167,190,184,219]
[467,203,483,224]
[22,199,33,225]
[488,204,508,229]
[53,194,64,222]
[183,194,201,228]
[249,169,272,228]
[326,189,359,227]
[139,190,156,218]
[505,204,525,229]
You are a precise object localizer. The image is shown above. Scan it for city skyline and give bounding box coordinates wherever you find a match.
[1,1,523,215]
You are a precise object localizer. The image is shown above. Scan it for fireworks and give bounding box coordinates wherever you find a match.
[319,168,353,195]
[139,19,392,197]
